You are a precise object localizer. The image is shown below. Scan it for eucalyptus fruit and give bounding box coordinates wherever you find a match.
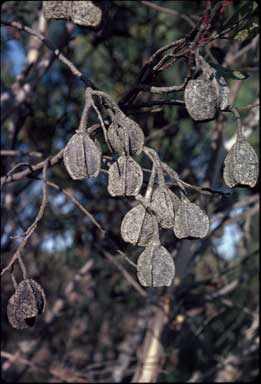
[108,155,143,197]
[223,136,259,188]
[173,197,209,239]
[63,132,101,180]
[137,245,175,287]
[7,279,46,329]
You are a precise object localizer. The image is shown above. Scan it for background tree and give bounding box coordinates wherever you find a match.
[1,1,259,382]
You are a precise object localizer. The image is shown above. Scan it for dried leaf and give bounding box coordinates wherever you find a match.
[137,245,175,287]
[223,137,259,188]
[7,279,46,330]
[184,76,219,121]
[150,186,175,229]
[107,115,144,155]
[63,132,101,180]
[174,199,209,239]
[108,155,143,197]
[121,204,159,246]
[43,1,103,27]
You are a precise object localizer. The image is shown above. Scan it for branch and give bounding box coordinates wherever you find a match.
[118,36,189,107]
[1,20,96,89]
[0,150,63,187]
[129,99,186,110]
[133,76,189,94]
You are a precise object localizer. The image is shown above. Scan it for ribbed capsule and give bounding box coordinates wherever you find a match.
[43,1,70,19]
[43,1,103,28]
[71,1,103,27]
[63,132,101,180]
[184,76,219,121]
[7,279,46,329]
[150,186,175,229]
[137,245,175,287]
[108,155,143,197]
[107,115,144,155]
[223,137,259,188]
[174,199,209,239]
[121,204,159,246]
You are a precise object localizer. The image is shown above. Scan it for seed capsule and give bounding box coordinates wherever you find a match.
[150,186,175,229]
[43,1,70,19]
[169,190,182,211]
[63,132,101,180]
[7,279,46,329]
[223,137,259,188]
[43,1,103,28]
[121,204,159,246]
[107,115,144,155]
[71,1,103,27]
[137,245,175,287]
[184,76,219,121]
[108,155,143,197]
[174,199,209,239]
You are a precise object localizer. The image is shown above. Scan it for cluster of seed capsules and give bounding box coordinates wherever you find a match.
[6,24,259,331]
[62,54,258,288]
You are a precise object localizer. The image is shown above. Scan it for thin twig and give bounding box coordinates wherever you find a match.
[104,252,147,298]
[1,160,49,277]
[76,88,93,133]
[135,76,189,94]
[1,20,96,89]
[126,99,185,110]
[0,150,64,187]
[23,160,49,235]
[141,0,195,27]
[0,150,44,158]
[237,102,260,111]
[46,180,106,235]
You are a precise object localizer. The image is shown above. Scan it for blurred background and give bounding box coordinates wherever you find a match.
[1,1,259,382]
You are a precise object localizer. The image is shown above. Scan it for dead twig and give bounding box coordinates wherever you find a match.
[104,251,147,298]
[1,20,96,89]
[1,160,49,277]
[141,1,195,28]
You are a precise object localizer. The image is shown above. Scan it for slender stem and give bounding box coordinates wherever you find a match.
[144,147,165,187]
[76,88,93,134]
[228,106,244,139]
[91,101,112,152]
[10,270,18,289]
[18,256,27,280]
